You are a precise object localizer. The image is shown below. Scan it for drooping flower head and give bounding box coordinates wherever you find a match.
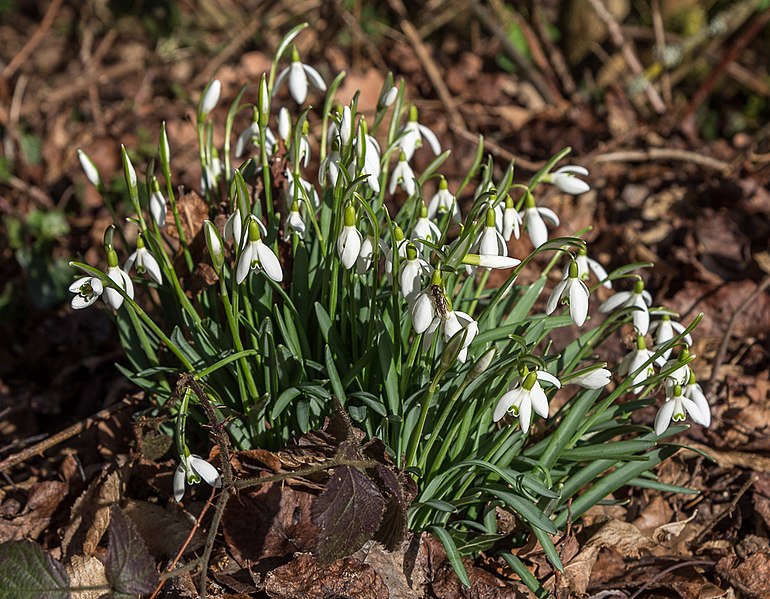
[69,276,104,310]
[547,165,590,195]
[521,191,560,248]
[337,204,362,270]
[493,366,560,433]
[654,375,710,436]
[546,260,590,326]
[599,278,652,334]
[397,104,441,161]
[125,234,163,286]
[576,247,611,289]
[274,45,327,105]
[173,453,222,502]
[427,176,460,222]
[235,217,283,284]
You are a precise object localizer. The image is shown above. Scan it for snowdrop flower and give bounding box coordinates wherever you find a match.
[461,254,520,269]
[660,347,693,387]
[548,165,590,195]
[125,236,162,285]
[618,335,656,394]
[77,149,101,188]
[235,119,276,158]
[356,122,382,193]
[295,120,311,168]
[411,287,436,334]
[423,308,478,364]
[278,107,292,144]
[576,247,611,289]
[149,179,167,228]
[397,104,441,161]
[285,201,306,239]
[682,371,710,425]
[411,204,441,248]
[337,204,362,270]
[475,207,508,262]
[235,217,283,284]
[389,152,416,196]
[224,209,244,246]
[598,279,652,334]
[339,105,353,146]
[199,79,221,116]
[650,314,693,360]
[357,235,375,275]
[173,454,221,502]
[104,248,134,310]
[568,365,612,389]
[501,195,522,241]
[274,45,327,104]
[201,153,222,192]
[493,367,560,433]
[546,260,590,326]
[69,276,103,310]
[319,142,342,188]
[204,220,224,274]
[287,172,320,208]
[380,85,398,109]
[384,224,409,279]
[654,379,710,436]
[399,244,430,303]
[521,192,560,248]
[427,177,460,222]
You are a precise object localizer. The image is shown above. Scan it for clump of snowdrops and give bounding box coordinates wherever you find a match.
[71,24,710,590]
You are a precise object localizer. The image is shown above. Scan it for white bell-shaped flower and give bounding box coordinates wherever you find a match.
[650,313,693,360]
[411,204,441,249]
[357,235,376,275]
[396,105,441,161]
[520,193,560,248]
[337,204,362,270]
[77,149,101,188]
[475,207,508,264]
[104,259,134,311]
[199,79,221,116]
[654,378,710,436]
[549,165,590,195]
[125,236,163,285]
[568,365,612,389]
[235,120,276,158]
[423,308,478,364]
[501,195,522,241]
[287,171,320,208]
[575,247,611,289]
[493,368,560,433]
[173,453,222,502]
[618,335,656,394]
[149,183,167,229]
[273,46,327,104]
[398,244,430,303]
[410,287,437,334]
[660,347,693,387]
[69,276,104,310]
[235,217,283,284]
[427,177,461,222]
[285,201,306,239]
[546,260,590,326]
[598,279,652,334]
[389,152,416,196]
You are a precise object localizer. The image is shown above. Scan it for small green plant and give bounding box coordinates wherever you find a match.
[70,24,709,590]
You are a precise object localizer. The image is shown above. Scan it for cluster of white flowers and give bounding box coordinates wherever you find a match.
[71,30,710,497]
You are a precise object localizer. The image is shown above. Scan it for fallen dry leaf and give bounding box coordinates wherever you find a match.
[66,555,109,599]
[123,499,204,560]
[0,481,68,543]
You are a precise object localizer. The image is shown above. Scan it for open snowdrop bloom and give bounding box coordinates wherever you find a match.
[102,247,134,310]
[618,334,656,394]
[547,165,590,195]
[423,307,478,364]
[285,201,306,238]
[125,235,162,285]
[149,179,167,228]
[654,380,710,436]
[475,207,508,262]
[599,278,652,334]
[546,260,590,326]
[274,45,327,104]
[650,313,693,360]
[683,371,710,423]
[411,204,441,248]
[493,367,560,433]
[69,276,103,310]
[236,217,283,284]
[575,247,611,289]
[427,177,461,222]
[287,171,320,208]
[501,195,522,241]
[660,347,693,387]
[397,104,441,161]
[520,192,560,248]
[234,119,276,158]
[337,204,362,270]
[399,244,430,303]
[390,152,416,196]
[173,454,222,502]
[356,235,376,275]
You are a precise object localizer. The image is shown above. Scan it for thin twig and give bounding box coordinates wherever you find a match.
[592,148,732,173]
[149,484,217,599]
[651,0,672,107]
[532,5,577,99]
[692,476,756,547]
[3,0,65,79]
[706,275,770,397]
[627,560,715,599]
[585,0,666,114]
[387,0,467,130]
[0,398,135,473]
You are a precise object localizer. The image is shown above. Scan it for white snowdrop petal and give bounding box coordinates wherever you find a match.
[144,252,163,285]
[418,124,441,155]
[599,291,632,313]
[536,371,562,389]
[190,456,222,487]
[537,207,560,226]
[493,390,516,422]
[303,64,327,91]
[518,393,532,434]
[525,208,548,248]
[256,241,283,282]
[546,279,568,315]
[173,464,187,502]
[529,385,549,419]
[569,279,589,327]
[654,400,677,435]
[235,245,254,284]
[69,277,91,293]
[288,63,308,103]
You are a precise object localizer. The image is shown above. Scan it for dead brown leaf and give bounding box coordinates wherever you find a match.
[0,481,68,542]
[264,553,389,599]
[66,555,108,599]
[123,499,204,560]
[61,466,123,560]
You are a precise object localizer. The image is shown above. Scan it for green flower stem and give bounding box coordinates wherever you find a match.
[220,277,260,408]
[124,301,159,366]
[259,127,273,227]
[467,269,491,316]
[399,330,423,398]
[160,148,194,272]
[406,366,445,468]
[418,376,472,471]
